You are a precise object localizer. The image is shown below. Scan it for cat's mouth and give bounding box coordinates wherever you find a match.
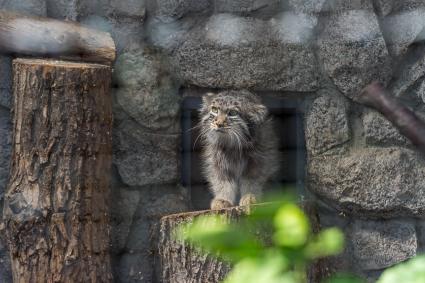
[212,128,226,133]
[210,124,227,132]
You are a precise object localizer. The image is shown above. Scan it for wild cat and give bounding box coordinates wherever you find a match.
[198,90,279,210]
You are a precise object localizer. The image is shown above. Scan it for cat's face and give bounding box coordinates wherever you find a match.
[199,90,267,148]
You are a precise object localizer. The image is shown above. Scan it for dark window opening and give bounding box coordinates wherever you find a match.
[181,95,306,210]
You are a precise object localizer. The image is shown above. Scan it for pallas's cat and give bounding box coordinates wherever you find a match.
[198,90,279,209]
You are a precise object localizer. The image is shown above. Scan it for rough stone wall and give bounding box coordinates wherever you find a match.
[1,0,425,282]
[304,1,425,281]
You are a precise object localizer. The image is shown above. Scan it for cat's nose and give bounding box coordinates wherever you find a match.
[215,116,227,128]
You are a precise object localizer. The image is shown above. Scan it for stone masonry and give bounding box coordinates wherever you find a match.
[1,0,425,282]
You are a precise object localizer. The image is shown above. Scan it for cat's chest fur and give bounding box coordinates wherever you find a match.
[204,146,249,181]
[198,90,279,209]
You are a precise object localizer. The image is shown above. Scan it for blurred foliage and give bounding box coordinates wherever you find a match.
[176,193,359,283]
[176,193,425,283]
[377,255,425,283]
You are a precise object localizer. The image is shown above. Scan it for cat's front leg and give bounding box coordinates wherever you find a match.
[210,180,237,210]
[239,179,263,206]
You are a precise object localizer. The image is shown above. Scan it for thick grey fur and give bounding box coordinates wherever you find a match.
[198,90,279,209]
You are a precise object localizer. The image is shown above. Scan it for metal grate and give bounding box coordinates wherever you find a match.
[181,95,306,210]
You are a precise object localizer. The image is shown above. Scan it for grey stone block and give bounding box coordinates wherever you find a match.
[317,10,392,98]
[214,0,280,13]
[362,110,409,146]
[393,0,425,11]
[147,16,200,51]
[75,0,108,18]
[0,107,11,282]
[155,0,210,23]
[0,238,11,283]
[169,13,319,91]
[287,0,373,14]
[109,0,146,18]
[0,107,11,200]
[118,252,152,282]
[111,187,140,254]
[308,147,425,217]
[77,0,146,52]
[114,49,163,90]
[321,0,374,12]
[305,88,351,156]
[416,78,425,104]
[116,185,189,282]
[0,56,12,109]
[351,220,417,270]
[416,220,425,253]
[0,0,47,16]
[46,0,78,20]
[362,270,385,283]
[0,56,11,90]
[114,86,180,133]
[113,120,180,187]
[317,206,350,230]
[113,49,181,133]
[80,15,144,53]
[77,0,146,19]
[381,7,425,58]
[125,185,189,252]
[391,51,425,98]
[109,18,145,53]
[286,0,327,13]
[374,0,395,17]
[143,192,189,218]
[0,89,10,110]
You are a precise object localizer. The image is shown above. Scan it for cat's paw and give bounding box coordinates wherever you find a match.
[211,198,233,210]
[239,193,257,207]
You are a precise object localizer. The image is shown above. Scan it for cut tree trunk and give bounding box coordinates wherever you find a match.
[0,11,116,64]
[157,203,327,283]
[3,58,113,283]
[158,208,241,283]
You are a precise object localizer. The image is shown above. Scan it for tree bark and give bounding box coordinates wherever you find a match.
[158,208,240,283]
[157,203,325,283]
[3,58,113,283]
[0,11,116,64]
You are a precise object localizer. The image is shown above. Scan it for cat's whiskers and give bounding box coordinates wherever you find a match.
[229,128,244,156]
[193,127,209,151]
[186,123,203,133]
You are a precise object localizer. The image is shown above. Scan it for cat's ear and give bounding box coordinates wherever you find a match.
[250,104,268,124]
[202,92,214,106]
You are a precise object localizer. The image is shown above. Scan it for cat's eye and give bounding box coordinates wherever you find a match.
[228,110,238,117]
[211,106,218,114]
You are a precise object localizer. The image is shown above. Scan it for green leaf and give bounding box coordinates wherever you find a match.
[223,252,297,283]
[248,192,298,222]
[377,255,425,283]
[175,215,263,261]
[325,274,365,283]
[305,228,345,259]
[273,203,310,248]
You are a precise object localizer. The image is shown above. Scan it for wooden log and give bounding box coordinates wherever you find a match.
[3,58,113,282]
[157,203,325,283]
[158,208,239,283]
[0,11,116,64]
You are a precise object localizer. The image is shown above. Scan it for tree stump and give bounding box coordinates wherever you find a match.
[157,204,328,283]
[158,208,243,283]
[3,58,113,282]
